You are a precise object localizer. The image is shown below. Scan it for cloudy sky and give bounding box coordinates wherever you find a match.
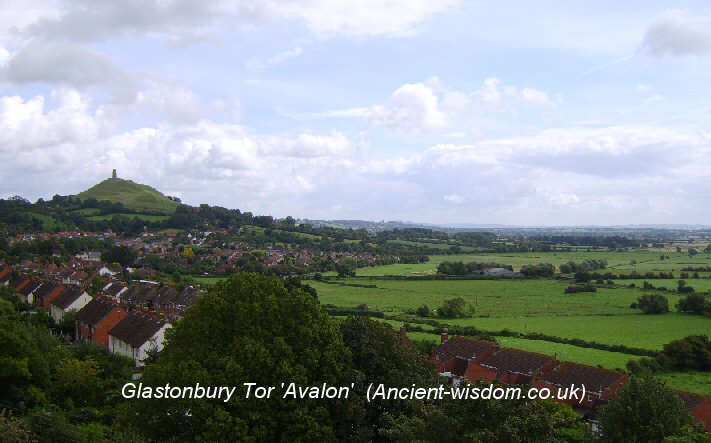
[2,1,711,225]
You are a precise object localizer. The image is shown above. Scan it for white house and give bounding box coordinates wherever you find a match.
[108,313,171,366]
[49,286,92,324]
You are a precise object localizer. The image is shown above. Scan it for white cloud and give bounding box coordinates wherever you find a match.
[641,10,711,56]
[443,193,465,204]
[265,0,460,38]
[247,46,304,72]
[474,77,554,109]
[0,42,135,92]
[646,94,665,104]
[367,82,448,132]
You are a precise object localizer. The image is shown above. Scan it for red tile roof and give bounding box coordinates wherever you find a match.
[434,336,498,362]
[542,362,626,393]
[479,348,556,377]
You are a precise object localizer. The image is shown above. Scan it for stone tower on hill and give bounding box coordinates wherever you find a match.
[112,169,117,179]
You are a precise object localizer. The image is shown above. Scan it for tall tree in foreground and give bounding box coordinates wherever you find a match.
[596,375,698,442]
[118,272,350,442]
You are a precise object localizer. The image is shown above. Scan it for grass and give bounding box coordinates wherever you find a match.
[87,213,170,222]
[308,277,711,351]
[353,251,711,277]
[26,212,69,230]
[77,178,179,214]
[659,372,711,397]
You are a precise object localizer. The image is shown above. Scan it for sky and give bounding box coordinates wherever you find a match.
[1,1,711,226]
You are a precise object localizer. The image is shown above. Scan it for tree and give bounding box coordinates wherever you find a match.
[636,294,669,314]
[676,293,709,315]
[117,273,350,442]
[437,297,473,318]
[335,257,357,277]
[416,304,433,317]
[596,375,696,442]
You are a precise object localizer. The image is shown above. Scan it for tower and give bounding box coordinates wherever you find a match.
[112,169,117,179]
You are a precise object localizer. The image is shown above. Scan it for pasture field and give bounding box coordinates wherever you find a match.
[308,277,711,351]
[659,372,711,397]
[354,251,711,276]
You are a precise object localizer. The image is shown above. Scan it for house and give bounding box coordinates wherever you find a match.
[103,282,127,300]
[59,268,89,285]
[77,251,102,262]
[466,348,558,385]
[49,285,92,324]
[532,362,628,416]
[75,297,128,348]
[33,282,66,309]
[108,313,171,366]
[0,267,14,286]
[17,279,43,305]
[0,266,12,281]
[432,334,499,385]
[9,274,31,291]
[677,391,711,432]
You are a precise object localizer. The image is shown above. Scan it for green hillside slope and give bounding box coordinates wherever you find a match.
[77,178,179,214]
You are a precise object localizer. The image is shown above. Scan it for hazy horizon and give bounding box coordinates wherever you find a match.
[2,1,711,225]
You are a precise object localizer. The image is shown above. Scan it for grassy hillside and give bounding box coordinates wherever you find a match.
[77,178,179,214]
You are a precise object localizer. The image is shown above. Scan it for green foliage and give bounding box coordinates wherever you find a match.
[676,293,710,315]
[101,245,136,267]
[415,304,433,317]
[637,294,670,314]
[520,262,555,277]
[437,261,513,276]
[118,272,350,441]
[52,358,102,408]
[597,375,696,442]
[382,383,587,442]
[0,409,36,443]
[336,257,357,277]
[437,297,474,318]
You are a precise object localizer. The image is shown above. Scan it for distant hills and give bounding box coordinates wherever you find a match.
[77,177,179,215]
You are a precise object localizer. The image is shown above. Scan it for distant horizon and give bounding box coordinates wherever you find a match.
[3,2,711,225]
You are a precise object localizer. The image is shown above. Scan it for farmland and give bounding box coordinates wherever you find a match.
[308,248,711,396]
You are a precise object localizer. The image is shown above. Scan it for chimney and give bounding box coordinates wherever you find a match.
[400,326,407,340]
[441,332,449,344]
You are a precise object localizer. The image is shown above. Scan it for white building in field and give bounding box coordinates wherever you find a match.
[108,312,171,366]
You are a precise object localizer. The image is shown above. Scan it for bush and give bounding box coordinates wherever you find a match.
[437,297,474,318]
[416,304,433,317]
[636,294,669,314]
[564,284,597,294]
[676,293,709,315]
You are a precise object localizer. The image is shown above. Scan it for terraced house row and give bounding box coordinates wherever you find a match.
[427,332,711,431]
[1,265,202,369]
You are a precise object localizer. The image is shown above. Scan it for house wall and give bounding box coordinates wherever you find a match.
[465,364,497,383]
[692,399,711,432]
[92,308,128,347]
[109,323,171,367]
[50,292,92,324]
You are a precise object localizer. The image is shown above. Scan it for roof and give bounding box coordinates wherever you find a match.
[105,282,126,297]
[76,298,120,326]
[542,362,626,393]
[33,282,62,302]
[450,357,470,376]
[479,348,556,377]
[51,285,88,310]
[677,390,708,411]
[9,274,29,289]
[0,267,13,282]
[109,312,168,348]
[434,336,499,362]
[19,279,42,296]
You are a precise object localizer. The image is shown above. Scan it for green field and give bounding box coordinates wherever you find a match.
[353,251,711,276]
[26,212,69,230]
[659,372,711,397]
[310,278,711,350]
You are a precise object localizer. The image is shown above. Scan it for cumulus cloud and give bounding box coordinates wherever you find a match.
[474,77,554,108]
[641,10,711,56]
[367,82,448,132]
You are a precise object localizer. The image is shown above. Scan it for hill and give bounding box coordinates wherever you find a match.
[77,177,179,214]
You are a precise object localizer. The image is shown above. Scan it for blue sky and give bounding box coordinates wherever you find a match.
[2,1,711,225]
